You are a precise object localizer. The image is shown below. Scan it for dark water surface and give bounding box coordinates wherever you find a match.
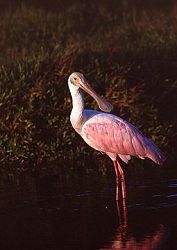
[0,170,177,250]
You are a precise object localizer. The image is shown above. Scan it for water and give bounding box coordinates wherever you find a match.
[0,171,177,250]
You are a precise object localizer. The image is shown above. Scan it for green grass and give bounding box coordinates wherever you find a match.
[0,1,177,173]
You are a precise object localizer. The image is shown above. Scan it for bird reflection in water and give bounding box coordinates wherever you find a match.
[107,223,167,250]
[109,198,168,250]
[115,195,128,243]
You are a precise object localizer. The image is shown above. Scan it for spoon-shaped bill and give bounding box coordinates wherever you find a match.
[80,81,113,113]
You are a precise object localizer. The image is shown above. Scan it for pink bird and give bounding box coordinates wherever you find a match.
[68,72,166,201]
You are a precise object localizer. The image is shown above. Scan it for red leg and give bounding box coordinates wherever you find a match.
[116,160,126,201]
[113,161,119,201]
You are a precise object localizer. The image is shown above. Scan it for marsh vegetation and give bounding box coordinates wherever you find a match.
[0,1,177,249]
[0,0,176,175]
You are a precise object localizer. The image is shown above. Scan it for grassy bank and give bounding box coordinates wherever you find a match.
[0,1,177,173]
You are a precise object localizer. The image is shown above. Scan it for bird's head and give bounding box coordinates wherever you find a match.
[68,72,113,113]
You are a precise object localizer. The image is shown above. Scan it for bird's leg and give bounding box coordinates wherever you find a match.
[113,161,119,201]
[116,160,126,201]
[114,161,128,229]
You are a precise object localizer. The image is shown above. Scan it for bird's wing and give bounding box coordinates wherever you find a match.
[82,112,166,165]
[82,113,147,157]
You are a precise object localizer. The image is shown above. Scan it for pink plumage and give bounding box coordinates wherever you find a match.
[68,72,166,201]
[82,111,166,165]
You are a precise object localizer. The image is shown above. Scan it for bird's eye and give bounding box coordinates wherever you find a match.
[74,77,77,80]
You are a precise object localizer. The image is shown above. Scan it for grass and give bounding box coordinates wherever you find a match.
[0,1,177,174]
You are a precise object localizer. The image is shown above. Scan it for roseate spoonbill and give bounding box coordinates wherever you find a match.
[68,72,166,201]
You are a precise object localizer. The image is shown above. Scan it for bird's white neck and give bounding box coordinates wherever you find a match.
[68,80,85,132]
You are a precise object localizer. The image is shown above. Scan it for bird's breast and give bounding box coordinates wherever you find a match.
[70,112,85,134]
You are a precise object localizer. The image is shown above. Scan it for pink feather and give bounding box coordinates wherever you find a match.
[82,112,166,165]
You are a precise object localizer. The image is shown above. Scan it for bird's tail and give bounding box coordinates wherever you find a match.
[145,138,166,165]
